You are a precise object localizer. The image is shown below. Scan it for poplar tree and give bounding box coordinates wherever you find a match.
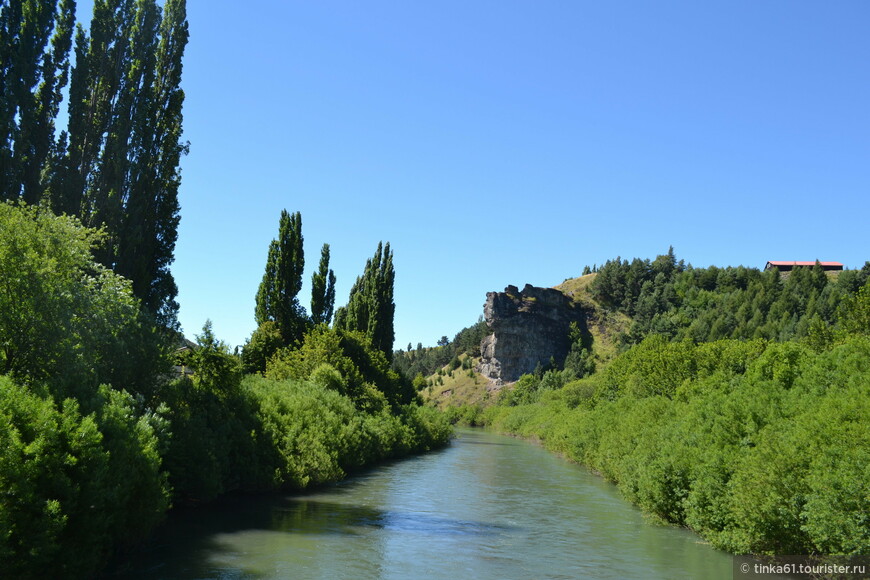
[0,0,75,203]
[52,0,188,326]
[334,241,395,359]
[255,210,308,345]
[117,0,188,325]
[310,242,336,325]
[0,0,188,326]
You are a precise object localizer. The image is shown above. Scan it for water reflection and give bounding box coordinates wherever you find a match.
[109,429,732,580]
[360,510,516,536]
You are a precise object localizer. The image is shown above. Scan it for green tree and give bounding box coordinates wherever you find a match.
[255,209,308,345]
[0,201,165,399]
[334,241,395,359]
[0,0,187,325]
[0,377,170,578]
[310,242,336,325]
[839,283,870,336]
[116,0,188,327]
[241,320,284,374]
[188,320,241,391]
[0,0,76,204]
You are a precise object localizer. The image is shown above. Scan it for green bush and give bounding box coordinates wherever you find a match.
[266,325,413,410]
[246,376,451,489]
[0,377,169,578]
[482,335,870,555]
[0,202,166,402]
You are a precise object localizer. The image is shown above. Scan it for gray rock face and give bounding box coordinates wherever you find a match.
[477,284,584,384]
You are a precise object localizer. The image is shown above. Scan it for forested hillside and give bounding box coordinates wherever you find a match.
[454,249,870,555]
[589,247,868,345]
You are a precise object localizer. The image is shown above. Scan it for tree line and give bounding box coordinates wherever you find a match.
[242,210,403,395]
[390,318,490,385]
[0,199,450,578]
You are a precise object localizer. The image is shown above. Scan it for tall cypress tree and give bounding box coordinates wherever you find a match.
[310,242,336,325]
[255,210,308,346]
[334,241,395,359]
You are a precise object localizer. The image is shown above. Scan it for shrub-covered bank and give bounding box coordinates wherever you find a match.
[0,370,450,578]
[480,334,870,555]
[0,203,451,578]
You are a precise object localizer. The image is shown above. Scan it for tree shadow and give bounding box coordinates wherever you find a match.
[103,493,518,579]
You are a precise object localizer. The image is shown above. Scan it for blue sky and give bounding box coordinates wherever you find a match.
[85,1,870,348]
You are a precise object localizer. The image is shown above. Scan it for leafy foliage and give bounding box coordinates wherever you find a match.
[266,324,416,410]
[240,320,284,374]
[164,332,447,501]
[163,322,260,502]
[58,0,188,325]
[0,0,75,205]
[0,377,169,578]
[1,0,189,325]
[310,242,336,325]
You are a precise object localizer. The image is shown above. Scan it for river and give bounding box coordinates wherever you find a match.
[117,428,733,579]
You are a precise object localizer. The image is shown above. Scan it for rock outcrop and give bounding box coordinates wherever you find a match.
[477,284,585,384]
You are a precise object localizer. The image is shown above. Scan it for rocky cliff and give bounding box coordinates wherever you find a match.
[477,284,585,384]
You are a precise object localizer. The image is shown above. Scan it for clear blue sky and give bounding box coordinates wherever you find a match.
[85,1,870,349]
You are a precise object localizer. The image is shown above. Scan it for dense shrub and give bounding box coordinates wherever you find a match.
[0,378,169,578]
[246,375,451,489]
[483,335,870,555]
[0,202,167,402]
[266,325,414,409]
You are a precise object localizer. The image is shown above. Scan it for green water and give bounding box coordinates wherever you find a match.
[118,428,732,579]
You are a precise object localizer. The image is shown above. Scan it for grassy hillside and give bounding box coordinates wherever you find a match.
[420,354,492,409]
[555,273,631,364]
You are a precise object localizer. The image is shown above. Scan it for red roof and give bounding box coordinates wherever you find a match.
[767,261,843,267]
